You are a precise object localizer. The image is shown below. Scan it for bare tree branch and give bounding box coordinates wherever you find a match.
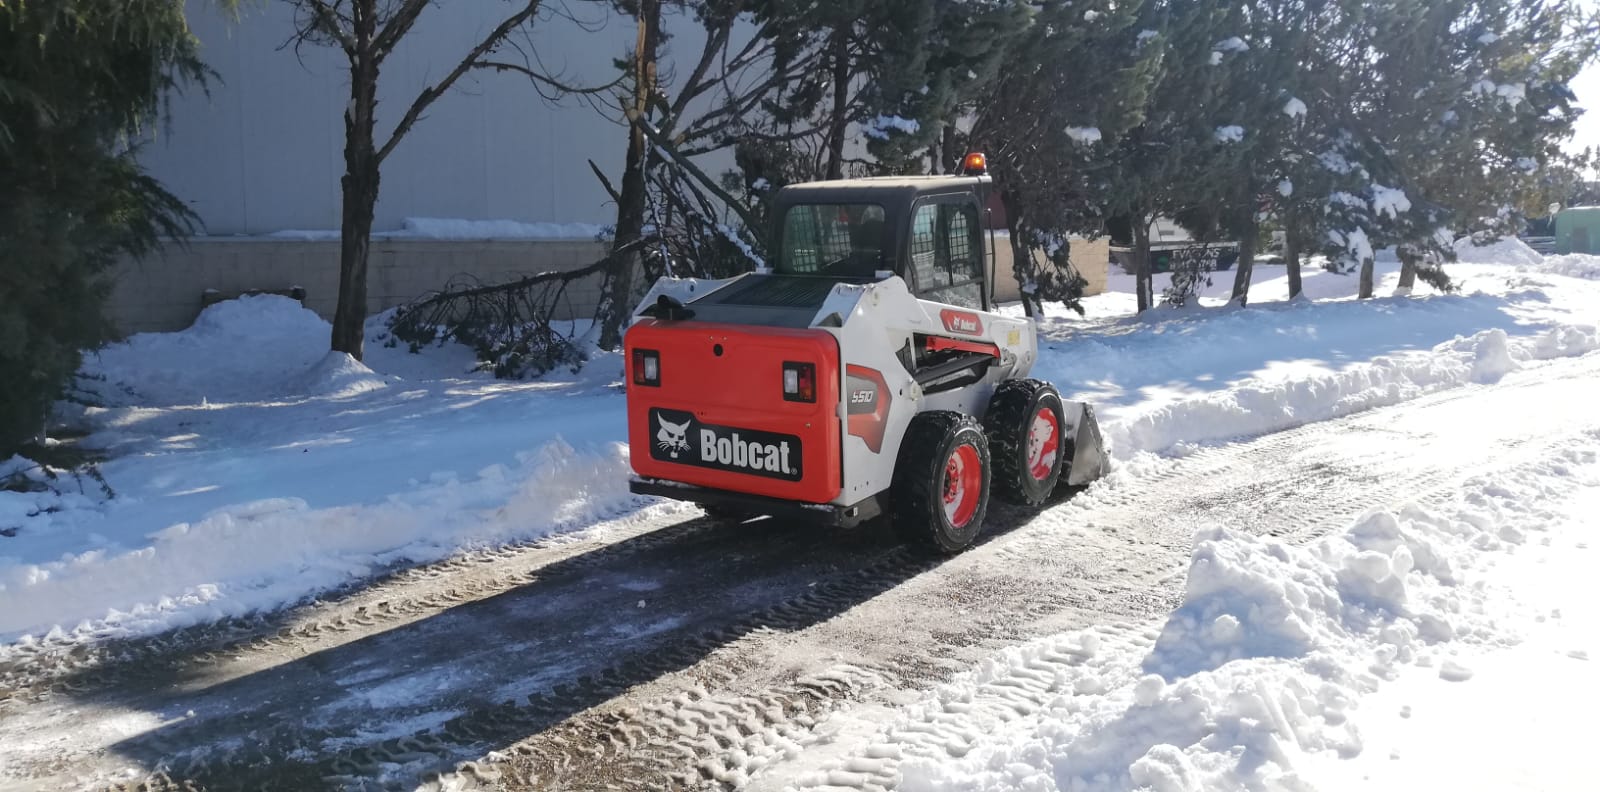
[371,0,430,62]
[375,0,544,164]
[478,60,624,96]
[303,0,358,54]
[589,158,622,205]
[628,108,760,233]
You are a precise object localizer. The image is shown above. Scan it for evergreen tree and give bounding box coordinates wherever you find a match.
[970,0,1163,317]
[1100,0,1241,311]
[0,0,215,455]
[861,0,1030,173]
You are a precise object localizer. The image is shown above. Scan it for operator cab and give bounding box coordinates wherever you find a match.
[769,170,995,311]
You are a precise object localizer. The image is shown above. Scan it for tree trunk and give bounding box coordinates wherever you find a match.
[1133,215,1153,313]
[823,26,849,180]
[1000,190,1036,317]
[1229,217,1257,307]
[941,123,958,173]
[331,43,380,359]
[1397,247,1418,292]
[1359,253,1376,298]
[596,0,660,352]
[1285,223,1303,300]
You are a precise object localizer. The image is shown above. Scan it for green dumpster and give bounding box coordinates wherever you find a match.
[1555,207,1600,255]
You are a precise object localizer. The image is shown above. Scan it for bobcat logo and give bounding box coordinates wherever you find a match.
[655,414,692,459]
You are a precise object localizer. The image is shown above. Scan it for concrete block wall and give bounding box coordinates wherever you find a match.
[107,238,611,334]
[105,234,1111,336]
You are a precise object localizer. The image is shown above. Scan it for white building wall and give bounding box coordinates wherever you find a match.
[144,1,656,235]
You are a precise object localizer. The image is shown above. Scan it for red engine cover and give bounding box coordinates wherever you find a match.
[625,320,842,503]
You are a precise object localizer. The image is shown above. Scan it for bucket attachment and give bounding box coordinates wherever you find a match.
[1061,401,1109,486]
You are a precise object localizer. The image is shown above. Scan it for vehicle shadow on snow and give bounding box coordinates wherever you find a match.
[80,496,1067,790]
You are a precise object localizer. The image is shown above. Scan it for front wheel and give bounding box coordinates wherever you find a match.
[892,412,992,554]
[985,379,1067,508]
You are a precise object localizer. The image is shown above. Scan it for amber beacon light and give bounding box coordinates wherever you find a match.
[959,151,987,176]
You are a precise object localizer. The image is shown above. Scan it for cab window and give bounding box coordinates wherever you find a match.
[778,203,886,277]
[908,201,984,308]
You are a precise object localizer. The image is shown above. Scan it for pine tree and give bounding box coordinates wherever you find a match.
[860,0,1030,173]
[0,0,215,455]
[970,0,1163,317]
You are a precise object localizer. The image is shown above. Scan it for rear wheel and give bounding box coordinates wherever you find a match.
[985,378,1067,507]
[892,412,992,554]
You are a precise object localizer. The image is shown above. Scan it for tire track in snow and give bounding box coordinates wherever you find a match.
[425,358,1600,791]
[14,353,1600,791]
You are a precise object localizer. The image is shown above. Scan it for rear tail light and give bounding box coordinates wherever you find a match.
[782,361,816,402]
[633,349,660,386]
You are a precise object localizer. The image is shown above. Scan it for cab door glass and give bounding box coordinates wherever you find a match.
[908,201,984,308]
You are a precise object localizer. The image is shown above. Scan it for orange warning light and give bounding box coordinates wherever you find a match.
[960,152,988,175]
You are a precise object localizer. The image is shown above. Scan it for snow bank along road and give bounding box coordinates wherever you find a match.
[2,335,1598,790]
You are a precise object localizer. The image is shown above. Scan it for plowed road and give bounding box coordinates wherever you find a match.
[3,351,1596,791]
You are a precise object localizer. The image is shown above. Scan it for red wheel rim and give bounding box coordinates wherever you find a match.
[1027,406,1061,481]
[943,444,983,527]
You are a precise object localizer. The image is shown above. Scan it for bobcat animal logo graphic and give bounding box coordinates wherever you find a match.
[655,414,692,459]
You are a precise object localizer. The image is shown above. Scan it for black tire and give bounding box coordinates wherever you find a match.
[892,411,992,554]
[984,378,1067,508]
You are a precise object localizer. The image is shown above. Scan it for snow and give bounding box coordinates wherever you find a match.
[267,217,607,241]
[1213,36,1249,52]
[1477,31,1499,44]
[1208,51,1223,66]
[5,239,1600,666]
[0,296,674,644]
[1283,97,1307,118]
[1371,184,1412,218]
[1468,79,1527,107]
[1277,179,1293,197]
[757,424,1600,792]
[1065,126,1103,145]
[1213,125,1245,143]
[864,115,921,141]
[1454,235,1543,267]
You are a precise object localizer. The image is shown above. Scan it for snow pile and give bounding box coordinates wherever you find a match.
[1526,253,1600,279]
[295,352,390,398]
[789,439,1599,792]
[1452,235,1543,267]
[86,295,330,405]
[0,440,648,642]
[1213,125,1245,143]
[1094,324,1594,459]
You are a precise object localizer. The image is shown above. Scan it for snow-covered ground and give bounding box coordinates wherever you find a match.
[2,239,1597,663]
[757,425,1600,792]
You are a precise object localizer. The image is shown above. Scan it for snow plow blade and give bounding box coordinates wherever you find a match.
[1062,401,1108,486]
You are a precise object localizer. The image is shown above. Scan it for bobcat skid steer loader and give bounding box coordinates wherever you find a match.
[624,153,1107,553]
